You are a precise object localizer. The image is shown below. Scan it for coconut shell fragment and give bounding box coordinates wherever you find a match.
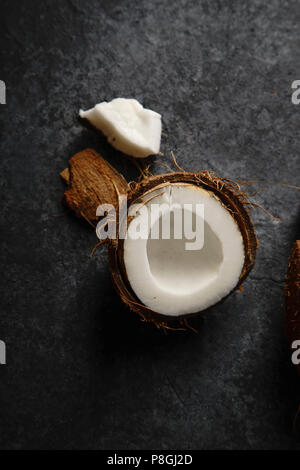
[61,148,128,225]
[285,240,300,374]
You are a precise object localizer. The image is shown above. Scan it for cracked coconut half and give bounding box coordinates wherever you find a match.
[122,183,245,316]
[61,149,257,328]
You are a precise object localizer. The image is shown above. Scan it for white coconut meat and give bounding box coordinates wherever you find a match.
[79,98,161,158]
[123,184,245,316]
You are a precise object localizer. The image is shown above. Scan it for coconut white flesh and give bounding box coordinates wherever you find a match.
[79,98,161,158]
[123,184,245,316]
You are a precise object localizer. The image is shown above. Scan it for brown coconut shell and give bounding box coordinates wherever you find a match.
[61,148,128,225]
[285,240,300,374]
[108,171,258,328]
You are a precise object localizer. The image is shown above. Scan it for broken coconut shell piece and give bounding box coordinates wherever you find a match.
[285,240,300,374]
[108,172,257,328]
[61,148,128,225]
[79,98,162,158]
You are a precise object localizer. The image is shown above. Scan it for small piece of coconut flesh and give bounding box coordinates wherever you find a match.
[79,98,162,158]
[124,184,245,316]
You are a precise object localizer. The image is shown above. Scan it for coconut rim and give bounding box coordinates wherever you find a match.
[108,171,258,326]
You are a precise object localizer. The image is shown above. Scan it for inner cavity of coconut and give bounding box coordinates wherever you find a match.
[123,184,245,316]
[147,212,223,295]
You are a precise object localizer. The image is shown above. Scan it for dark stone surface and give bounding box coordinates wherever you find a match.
[0,0,300,450]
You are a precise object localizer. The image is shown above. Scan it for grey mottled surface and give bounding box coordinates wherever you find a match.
[0,0,300,450]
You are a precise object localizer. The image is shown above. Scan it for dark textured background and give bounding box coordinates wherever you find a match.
[0,0,300,450]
